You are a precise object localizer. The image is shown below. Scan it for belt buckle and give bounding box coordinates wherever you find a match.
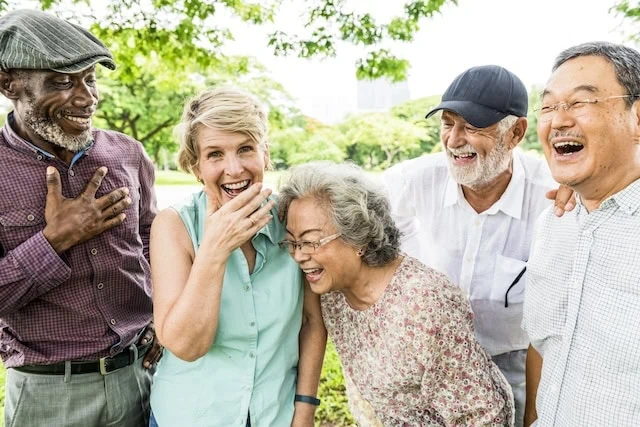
[99,356,111,375]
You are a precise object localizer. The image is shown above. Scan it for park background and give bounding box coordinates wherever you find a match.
[0,0,639,425]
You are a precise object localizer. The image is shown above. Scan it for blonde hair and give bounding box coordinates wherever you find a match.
[175,87,269,175]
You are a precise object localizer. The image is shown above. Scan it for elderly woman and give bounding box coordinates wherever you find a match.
[148,87,326,426]
[279,161,514,426]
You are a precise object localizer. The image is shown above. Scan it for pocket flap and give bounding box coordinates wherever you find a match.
[0,209,46,227]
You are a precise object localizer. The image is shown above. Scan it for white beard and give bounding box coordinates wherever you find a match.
[447,136,512,190]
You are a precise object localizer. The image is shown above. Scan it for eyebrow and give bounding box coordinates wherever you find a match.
[200,137,254,152]
[285,228,324,239]
[541,84,600,98]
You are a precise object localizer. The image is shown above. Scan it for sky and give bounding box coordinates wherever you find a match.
[5,0,634,123]
[225,0,633,123]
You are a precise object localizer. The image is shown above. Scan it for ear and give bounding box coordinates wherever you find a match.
[508,117,528,149]
[0,70,22,100]
[632,100,640,145]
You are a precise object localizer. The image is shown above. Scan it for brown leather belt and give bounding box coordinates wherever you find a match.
[14,341,152,376]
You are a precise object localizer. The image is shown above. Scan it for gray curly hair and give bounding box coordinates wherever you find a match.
[278,161,401,267]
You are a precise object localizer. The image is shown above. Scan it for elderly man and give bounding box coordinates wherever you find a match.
[0,9,159,427]
[383,65,559,427]
[523,42,640,427]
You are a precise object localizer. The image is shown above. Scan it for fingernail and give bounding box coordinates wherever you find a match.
[123,188,130,195]
[126,197,132,204]
[555,207,563,216]
[46,166,54,175]
[141,338,147,344]
[144,362,150,368]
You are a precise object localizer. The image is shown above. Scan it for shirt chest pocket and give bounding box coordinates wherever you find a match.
[591,286,640,373]
[96,182,141,240]
[490,254,527,305]
[0,208,46,252]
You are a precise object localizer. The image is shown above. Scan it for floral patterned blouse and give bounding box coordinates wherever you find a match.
[321,256,514,426]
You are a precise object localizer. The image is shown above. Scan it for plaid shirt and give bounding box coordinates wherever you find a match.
[523,178,640,426]
[0,115,156,367]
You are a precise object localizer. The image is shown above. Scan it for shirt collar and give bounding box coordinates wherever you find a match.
[2,112,94,161]
[575,177,640,216]
[443,150,525,219]
[254,195,283,246]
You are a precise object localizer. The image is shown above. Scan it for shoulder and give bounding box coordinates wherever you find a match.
[515,149,557,191]
[383,153,449,192]
[91,129,148,159]
[394,256,466,302]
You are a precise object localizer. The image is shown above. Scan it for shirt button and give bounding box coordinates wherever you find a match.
[26,214,35,221]
[250,321,256,327]
[249,351,256,358]
[244,285,250,291]
[69,170,75,177]
[36,155,43,161]
[110,319,116,325]
[97,283,104,290]
[90,248,98,255]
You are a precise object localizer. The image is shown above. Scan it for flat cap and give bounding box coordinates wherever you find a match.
[0,9,116,73]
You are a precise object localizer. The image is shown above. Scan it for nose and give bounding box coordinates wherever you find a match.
[444,123,466,149]
[224,154,245,177]
[71,82,97,109]
[292,247,310,264]
[548,104,575,129]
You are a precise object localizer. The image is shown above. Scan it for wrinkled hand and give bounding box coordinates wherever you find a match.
[139,323,163,369]
[42,166,131,253]
[545,185,576,217]
[202,183,275,255]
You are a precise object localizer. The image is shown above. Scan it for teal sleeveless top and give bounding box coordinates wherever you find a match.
[150,190,304,426]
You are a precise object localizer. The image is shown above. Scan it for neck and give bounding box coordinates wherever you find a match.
[462,168,513,214]
[342,256,402,311]
[577,165,640,213]
[10,112,76,165]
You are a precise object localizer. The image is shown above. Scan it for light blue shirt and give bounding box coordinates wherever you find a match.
[151,190,304,426]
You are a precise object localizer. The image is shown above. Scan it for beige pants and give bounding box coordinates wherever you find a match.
[4,359,151,427]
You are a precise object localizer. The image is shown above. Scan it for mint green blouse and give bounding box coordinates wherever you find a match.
[150,191,303,426]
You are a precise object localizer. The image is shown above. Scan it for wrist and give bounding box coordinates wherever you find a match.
[294,394,321,406]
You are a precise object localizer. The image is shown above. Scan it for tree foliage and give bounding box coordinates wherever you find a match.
[3,0,456,82]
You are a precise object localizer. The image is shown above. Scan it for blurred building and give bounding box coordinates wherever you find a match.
[357,78,410,112]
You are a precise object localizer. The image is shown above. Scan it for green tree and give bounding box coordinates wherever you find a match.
[390,95,443,158]
[338,112,425,169]
[5,0,458,83]
[522,86,543,154]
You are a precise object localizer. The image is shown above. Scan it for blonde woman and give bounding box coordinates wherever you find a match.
[149,88,326,426]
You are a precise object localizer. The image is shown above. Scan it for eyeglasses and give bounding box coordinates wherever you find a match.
[504,266,527,308]
[536,94,639,122]
[279,233,342,255]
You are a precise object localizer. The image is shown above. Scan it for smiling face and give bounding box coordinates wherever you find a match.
[12,68,98,152]
[441,111,513,189]
[537,55,640,196]
[195,126,268,209]
[286,196,362,295]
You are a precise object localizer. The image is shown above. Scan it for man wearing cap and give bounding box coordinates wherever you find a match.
[0,9,158,427]
[382,65,559,427]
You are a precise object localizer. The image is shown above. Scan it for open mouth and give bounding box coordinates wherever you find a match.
[221,179,251,197]
[453,152,477,160]
[553,142,584,156]
[302,267,324,283]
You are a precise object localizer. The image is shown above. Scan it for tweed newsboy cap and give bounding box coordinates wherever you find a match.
[0,9,116,73]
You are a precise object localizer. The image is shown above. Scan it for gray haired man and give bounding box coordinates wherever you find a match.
[0,9,160,427]
[383,65,561,427]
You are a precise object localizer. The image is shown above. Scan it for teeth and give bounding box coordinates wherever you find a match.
[303,268,322,274]
[223,180,249,190]
[65,116,90,124]
[553,142,583,148]
[453,152,476,158]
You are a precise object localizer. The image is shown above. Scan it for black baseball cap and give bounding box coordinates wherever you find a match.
[425,65,528,128]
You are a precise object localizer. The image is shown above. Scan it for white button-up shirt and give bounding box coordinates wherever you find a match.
[522,179,640,427]
[382,149,555,356]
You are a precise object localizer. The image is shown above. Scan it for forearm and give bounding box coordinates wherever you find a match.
[524,344,543,426]
[0,233,70,316]
[156,251,227,361]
